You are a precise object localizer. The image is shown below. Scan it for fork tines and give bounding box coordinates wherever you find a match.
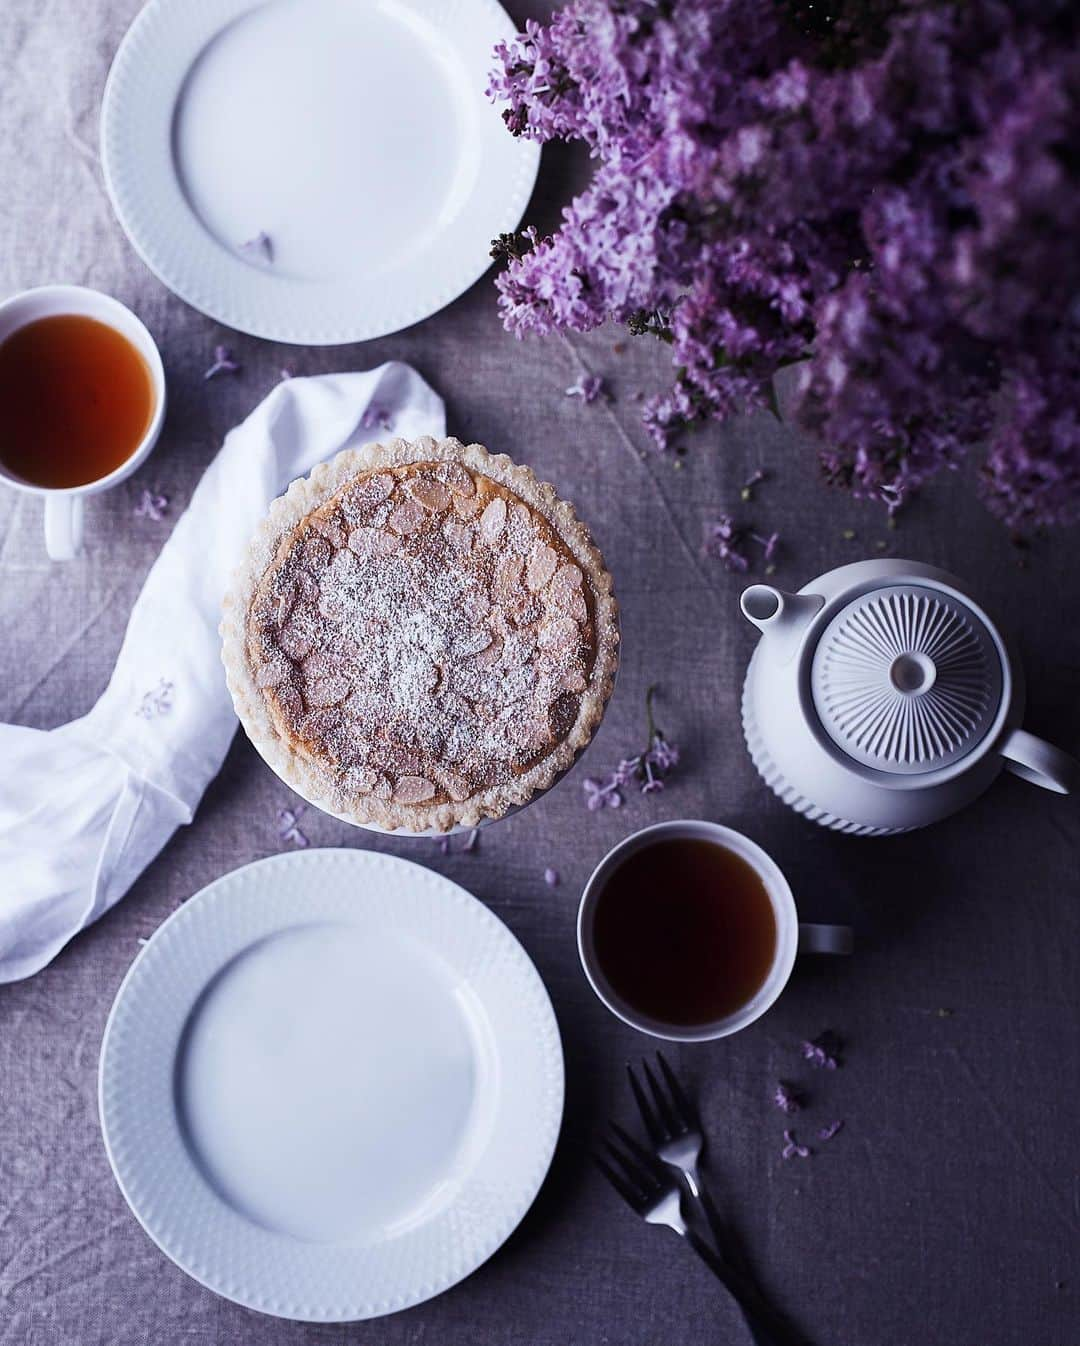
[627,1051,696,1143]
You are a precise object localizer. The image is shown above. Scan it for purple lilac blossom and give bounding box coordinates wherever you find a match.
[488,0,1080,531]
[583,686,679,808]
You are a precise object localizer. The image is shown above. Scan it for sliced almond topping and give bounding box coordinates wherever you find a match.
[437,768,472,803]
[352,473,393,509]
[393,775,437,803]
[480,496,507,542]
[492,551,524,601]
[305,674,351,707]
[538,615,580,652]
[473,634,504,670]
[526,543,558,592]
[507,502,538,554]
[348,525,400,557]
[436,462,475,497]
[310,511,347,549]
[300,707,344,739]
[388,498,425,536]
[406,477,452,512]
[278,616,316,660]
[443,521,473,554]
[275,683,302,724]
[453,493,481,520]
[303,534,331,570]
[276,579,298,628]
[255,652,291,689]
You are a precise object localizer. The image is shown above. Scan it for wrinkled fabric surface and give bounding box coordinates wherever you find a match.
[1,2,1079,1345]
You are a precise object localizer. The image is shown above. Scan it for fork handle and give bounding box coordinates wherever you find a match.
[683,1227,803,1346]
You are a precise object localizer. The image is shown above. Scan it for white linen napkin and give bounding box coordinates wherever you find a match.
[0,363,445,983]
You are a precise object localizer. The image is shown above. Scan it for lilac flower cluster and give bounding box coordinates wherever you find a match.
[489,0,1080,529]
[583,685,679,810]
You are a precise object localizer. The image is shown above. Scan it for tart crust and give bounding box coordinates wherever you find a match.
[221,436,619,832]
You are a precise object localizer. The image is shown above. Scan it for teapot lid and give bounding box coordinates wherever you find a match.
[810,584,1003,774]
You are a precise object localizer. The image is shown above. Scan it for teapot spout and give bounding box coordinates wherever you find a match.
[740,584,824,653]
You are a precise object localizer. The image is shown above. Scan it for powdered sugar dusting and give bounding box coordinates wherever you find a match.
[248,462,596,811]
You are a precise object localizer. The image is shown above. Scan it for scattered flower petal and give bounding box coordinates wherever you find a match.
[818,1120,845,1142]
[740,468,767,502]
[361,405,394,432]
[774,1083,801,1115]
[565,373,607,403]
[136,679,173,719]
[277,806,309,848]
[801,1033,841,1070]
[782,1129,811,1160]
[133,489,169,521]
[204,345,240,381]
[544,867,560,887]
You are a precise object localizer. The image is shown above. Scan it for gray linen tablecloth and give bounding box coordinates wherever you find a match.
[1,3,1079,1344]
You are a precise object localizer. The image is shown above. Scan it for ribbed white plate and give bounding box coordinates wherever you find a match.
[100,0,539,344]
[99,849,563,1321]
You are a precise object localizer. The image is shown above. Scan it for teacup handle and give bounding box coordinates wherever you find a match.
[999,728,1077,795]
[44,495,84,561]
[798,923,853,955]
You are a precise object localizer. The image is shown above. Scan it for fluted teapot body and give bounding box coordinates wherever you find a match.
[739,559,1076,835]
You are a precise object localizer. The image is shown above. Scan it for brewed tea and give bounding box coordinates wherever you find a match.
[0,314,154,489]
[592,837,777,1026]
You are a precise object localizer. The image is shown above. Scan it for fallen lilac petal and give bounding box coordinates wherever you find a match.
[136,679,174,719]
[565,373,606,403]
[774,1083,800,1115]
[801,1036,840,1069]
[544,867,560,887]
[781,1128,811,1160]
[361,406,394,431]
[818,1120,845,1142]
[204,345,240,381]
[133,489,169,521]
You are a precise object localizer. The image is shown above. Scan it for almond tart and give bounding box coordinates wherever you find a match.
[221,436,620,832]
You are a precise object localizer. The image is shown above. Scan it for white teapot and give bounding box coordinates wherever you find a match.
[739,558,1077,835]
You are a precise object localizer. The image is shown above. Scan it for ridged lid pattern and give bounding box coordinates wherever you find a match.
[810,585,1002,774]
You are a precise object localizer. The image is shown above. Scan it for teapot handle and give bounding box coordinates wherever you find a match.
[999,728,1078,795]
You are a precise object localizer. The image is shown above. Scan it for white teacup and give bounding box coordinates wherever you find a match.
[577,820,852,1043]
[0,285,166,560]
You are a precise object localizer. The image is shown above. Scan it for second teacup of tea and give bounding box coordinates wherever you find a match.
[577,820,851,1042]
[0,285,166,559]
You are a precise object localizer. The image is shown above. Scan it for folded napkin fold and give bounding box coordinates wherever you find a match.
[0,364,446,983]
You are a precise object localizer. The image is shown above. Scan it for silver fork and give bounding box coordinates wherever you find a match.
[596,1122,795,1346]
[627,1054,793,1329]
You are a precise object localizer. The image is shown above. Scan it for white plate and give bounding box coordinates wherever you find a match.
[100,0,539,344]
[99,849,563,1321]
